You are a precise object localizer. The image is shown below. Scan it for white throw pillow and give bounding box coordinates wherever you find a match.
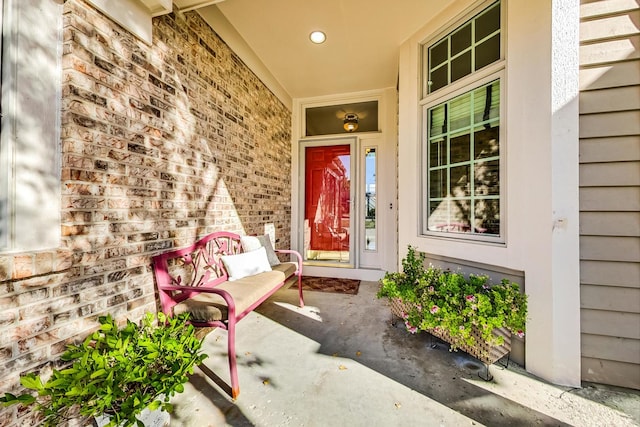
[221,246,272,281]
[240,235,262,252]
[240,235,281,266]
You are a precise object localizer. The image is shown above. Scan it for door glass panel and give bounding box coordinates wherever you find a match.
[304,145,351,263]
[364,148,376,251]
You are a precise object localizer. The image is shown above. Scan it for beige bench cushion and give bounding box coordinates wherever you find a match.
[173,270,287,322]
[272,261,297,278]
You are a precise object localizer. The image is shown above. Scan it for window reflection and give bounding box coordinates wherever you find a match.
[304,145,351,262]
[426,79,501,236]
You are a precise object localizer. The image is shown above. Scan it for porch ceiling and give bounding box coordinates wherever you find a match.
[204,0,454,99]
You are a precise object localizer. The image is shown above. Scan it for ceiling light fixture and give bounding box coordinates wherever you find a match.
[309,31,326,44]
[343,113,359,132]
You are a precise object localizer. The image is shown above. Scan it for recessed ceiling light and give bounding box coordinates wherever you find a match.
[309,31,326,44]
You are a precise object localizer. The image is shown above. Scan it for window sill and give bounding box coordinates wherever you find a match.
[0,248,73,282]
[420,231,506,246]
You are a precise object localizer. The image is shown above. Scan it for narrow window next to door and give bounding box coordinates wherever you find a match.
[364,147,377,251]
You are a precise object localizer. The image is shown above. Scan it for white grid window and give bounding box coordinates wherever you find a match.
[421,0,504,240]
[424,1,501,96]
[426,79,500,236]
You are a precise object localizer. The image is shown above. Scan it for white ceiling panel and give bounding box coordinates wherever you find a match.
[209,0,453,99]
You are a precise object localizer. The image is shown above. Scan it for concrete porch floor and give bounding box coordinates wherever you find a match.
[167,281,640,426]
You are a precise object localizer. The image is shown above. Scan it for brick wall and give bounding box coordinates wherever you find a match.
[0,0,291,424]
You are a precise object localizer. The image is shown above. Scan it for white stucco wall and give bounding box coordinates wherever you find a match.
[398,0,581,387]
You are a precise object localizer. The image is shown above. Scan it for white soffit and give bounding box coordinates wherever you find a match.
[87,0,157,43]
[174,0,226,13]
[139,0,172,16]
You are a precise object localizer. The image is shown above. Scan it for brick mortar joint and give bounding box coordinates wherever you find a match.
[0,248,74,283]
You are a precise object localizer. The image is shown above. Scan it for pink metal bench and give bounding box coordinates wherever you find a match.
[152,231,304,398]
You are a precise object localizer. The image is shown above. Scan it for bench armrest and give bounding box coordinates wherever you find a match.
[275,249,303,272]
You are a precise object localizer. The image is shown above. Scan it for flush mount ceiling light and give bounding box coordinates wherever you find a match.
[343,113,359,132]
[309,31,326,44]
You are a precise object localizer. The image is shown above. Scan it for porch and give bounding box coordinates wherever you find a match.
[0,2,637,425]
[168,282,639,426]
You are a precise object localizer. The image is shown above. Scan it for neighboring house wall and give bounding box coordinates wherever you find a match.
[0,0,291,424]
[578,0,640,390]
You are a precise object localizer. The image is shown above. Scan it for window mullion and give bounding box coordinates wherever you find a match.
[470,88,476,231]
[446,39,452,88]
[445,99,451,225]
[471,18,476,74]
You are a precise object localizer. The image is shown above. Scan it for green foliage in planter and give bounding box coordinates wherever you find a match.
[1,312,207,427]
[377,246,435,303]
[378,246,528,350]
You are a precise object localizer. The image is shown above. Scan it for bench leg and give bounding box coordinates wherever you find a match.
[227,320,240,399]
[297,274,305,308]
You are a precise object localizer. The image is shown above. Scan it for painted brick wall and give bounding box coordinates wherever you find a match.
[0,0,291,424]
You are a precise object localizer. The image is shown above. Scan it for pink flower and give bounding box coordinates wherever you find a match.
[466,295,475,302]
[430,305,439,314]
[405,321,418,334]
[516,330,525,338]
[401,311,409,320]
[428,286,435,293]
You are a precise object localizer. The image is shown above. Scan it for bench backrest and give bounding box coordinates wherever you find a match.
[152,231,243,313]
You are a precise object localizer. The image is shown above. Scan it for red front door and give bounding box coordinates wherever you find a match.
[305,145,351,259]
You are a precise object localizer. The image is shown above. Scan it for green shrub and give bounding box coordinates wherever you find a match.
[1,312,207,427]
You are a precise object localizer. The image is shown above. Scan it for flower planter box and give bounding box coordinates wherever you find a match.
[390,298,511,365]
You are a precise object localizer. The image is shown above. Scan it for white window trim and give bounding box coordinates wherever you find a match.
[418,0,507,244]
[420,69,506,244]
[0,0,62,252]
[299,92,382,140]
[421,0,504,98]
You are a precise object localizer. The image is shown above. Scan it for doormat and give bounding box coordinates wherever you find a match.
[299,276,360,295]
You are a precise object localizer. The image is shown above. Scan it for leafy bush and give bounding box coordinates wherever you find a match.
[1,312,207,427]
[378,246,528,350]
